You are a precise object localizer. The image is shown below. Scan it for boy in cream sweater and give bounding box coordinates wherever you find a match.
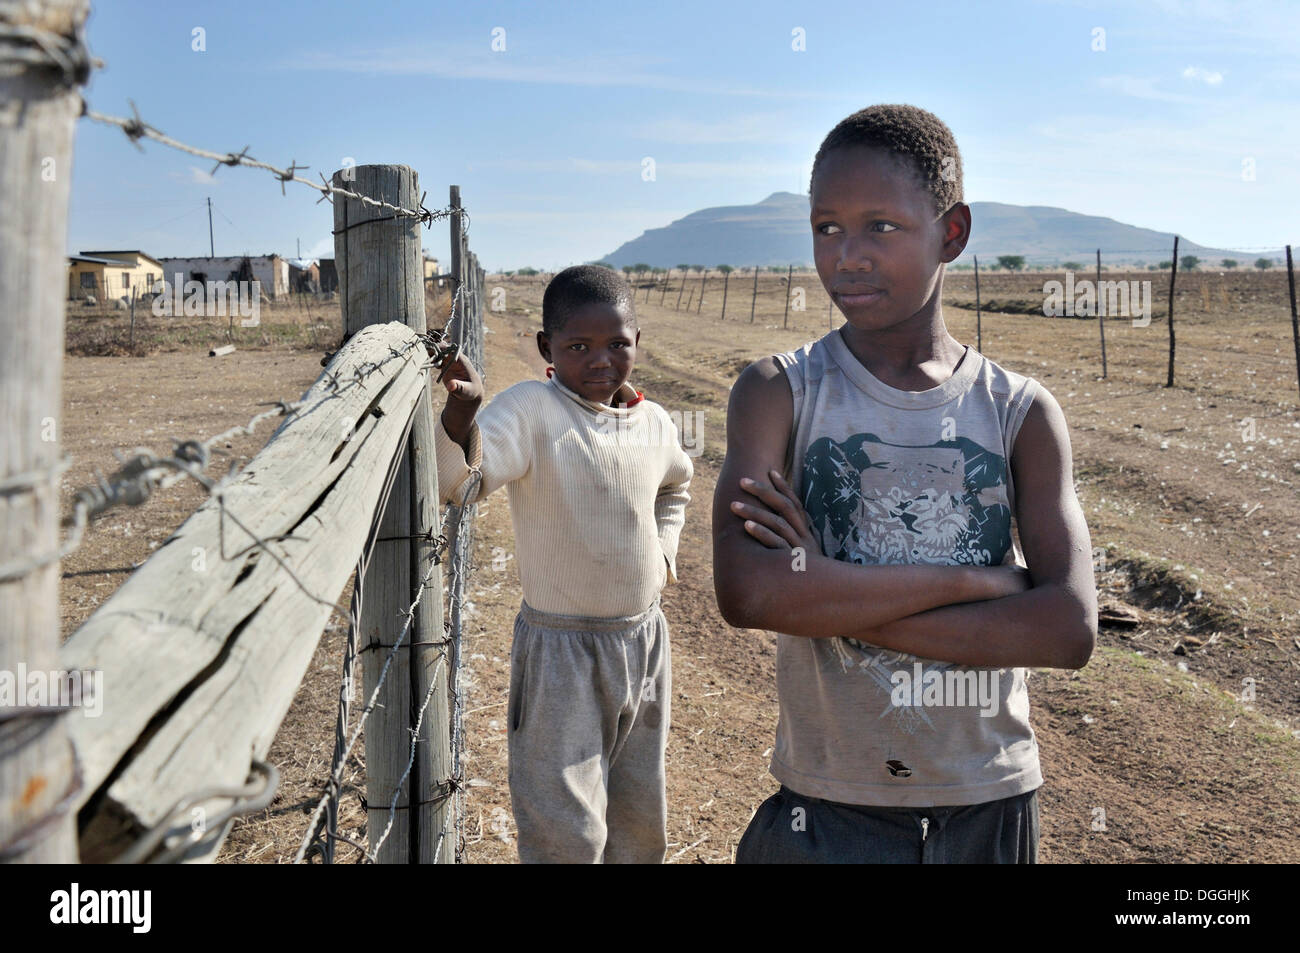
[434,265,693,863]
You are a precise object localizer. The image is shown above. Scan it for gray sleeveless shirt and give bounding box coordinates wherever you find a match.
[770,328,1043,807]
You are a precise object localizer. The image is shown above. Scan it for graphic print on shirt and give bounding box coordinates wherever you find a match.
[801,432,1012,734]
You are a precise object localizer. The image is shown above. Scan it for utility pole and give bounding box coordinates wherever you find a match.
[207,196,214,258]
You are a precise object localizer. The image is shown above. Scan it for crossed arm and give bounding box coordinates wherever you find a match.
[711,358,1097,670]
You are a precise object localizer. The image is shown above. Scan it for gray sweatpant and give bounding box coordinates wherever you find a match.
[507,597,671,864]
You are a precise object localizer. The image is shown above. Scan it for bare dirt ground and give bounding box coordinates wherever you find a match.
[57,269,1300,863]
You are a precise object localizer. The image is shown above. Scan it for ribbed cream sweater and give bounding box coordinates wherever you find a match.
[434,374,694,618]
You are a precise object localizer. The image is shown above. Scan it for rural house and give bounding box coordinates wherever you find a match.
[68,250,165,301]
[157,254,290,298]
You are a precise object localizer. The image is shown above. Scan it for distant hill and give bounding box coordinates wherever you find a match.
[599,192,1272,268]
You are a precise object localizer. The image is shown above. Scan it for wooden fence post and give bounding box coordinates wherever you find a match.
[696,269,707,314]
[1287,245,1299,405]
[1096,248,1107,378]
[0,0,89,865]
[974,255,982,352]
[749,266,759,323]
[674,270,686,311]
[128,285,138,352]
[1166,236,1179,388]
[720,271,730,320]
[333,165,451,863]
[783,264,793,329]
[449,185,464,349]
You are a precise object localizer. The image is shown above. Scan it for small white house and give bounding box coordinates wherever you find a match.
[157,255,289,298]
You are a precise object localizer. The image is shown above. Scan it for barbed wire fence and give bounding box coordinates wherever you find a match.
[642,246,1300,402]
[0,6,488,864]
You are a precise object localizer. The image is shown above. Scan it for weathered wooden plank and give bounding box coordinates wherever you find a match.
[63,322,429,862]
[0,0,90,864]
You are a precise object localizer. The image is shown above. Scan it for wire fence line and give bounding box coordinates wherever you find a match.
[442,229,486,859]
[38,321,451,863]
[298,271,486,865]
[4,174,482,863]
[76,285,483,864]
[306,225,488,865]
[60,307,483,863]
[8,11,496,865]
[296,464,479,865]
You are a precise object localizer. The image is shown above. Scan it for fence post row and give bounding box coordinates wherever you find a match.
[449,186,465,351]
[333,165,452,863]
[0,0,89,865]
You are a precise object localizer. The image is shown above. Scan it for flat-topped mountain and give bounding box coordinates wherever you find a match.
[600,192,1264,268]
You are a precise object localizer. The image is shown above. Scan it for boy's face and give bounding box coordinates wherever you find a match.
[810,145,968,335]
[537,302,639,404]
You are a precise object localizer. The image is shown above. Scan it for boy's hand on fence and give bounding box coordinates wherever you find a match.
[731,470,821,555]
[440,354,483,403]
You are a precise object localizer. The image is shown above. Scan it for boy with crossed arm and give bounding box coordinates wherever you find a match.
[714,105,1097,863]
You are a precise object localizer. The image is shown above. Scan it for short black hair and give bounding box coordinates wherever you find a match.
[810,104,963,216]
[541,265,637,335]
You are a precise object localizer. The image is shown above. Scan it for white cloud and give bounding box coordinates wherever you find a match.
[276,45,826,100]
[1095,74,1203,103]
[305,236,335,259]
[168,165,218,186]
[472,156,804,180]
[1182,65,1225,85]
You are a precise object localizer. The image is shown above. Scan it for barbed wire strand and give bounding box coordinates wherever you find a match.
[111,761,279,864]
[80,101,470,234]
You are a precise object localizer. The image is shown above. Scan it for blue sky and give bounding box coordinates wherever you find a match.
[68,0,1298,270]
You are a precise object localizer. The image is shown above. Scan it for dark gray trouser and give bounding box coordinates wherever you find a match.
[735,784,1039,864]
[507,597,670,864]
